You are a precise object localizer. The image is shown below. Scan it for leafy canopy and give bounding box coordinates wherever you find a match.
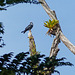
[0,0,40,10]
[0,22,5,48]
[0,52,73,75]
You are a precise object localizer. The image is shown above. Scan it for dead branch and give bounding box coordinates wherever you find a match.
[38,0,57,20]
[49,27,60,57]
[38,0,75,55]
[59,31,75,54]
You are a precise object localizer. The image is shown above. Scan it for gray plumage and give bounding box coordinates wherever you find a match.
[21,22,33,33]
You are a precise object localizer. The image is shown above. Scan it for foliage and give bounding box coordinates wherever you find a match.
[0,52,73,75]
[0,0,40,10]
[0,1,74,75]
[0,22,5,48]
[44,19,59,30]
[0,22,73,75]
[44,19,59,36]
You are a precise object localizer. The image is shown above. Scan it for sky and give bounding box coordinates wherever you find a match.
[0,0,75,75]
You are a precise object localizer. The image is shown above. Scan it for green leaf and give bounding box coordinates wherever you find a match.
[44,19,59,29]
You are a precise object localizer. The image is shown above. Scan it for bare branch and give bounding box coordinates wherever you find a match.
[38,0,57,20]
[38,0,75,55]
[59,31,75,54]
[38,0,60,57]
[49,28,60,57]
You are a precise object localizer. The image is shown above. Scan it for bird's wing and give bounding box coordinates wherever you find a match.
[25,24,31,30]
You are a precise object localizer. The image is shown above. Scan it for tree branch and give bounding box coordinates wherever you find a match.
[59,31,75,54]
[38,0,57,20]
[38,0,75,55]
[49,28,60,57]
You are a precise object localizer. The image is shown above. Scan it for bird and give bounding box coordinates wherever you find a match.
[21,22,33,33]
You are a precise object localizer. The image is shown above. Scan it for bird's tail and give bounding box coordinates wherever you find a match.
[21,30,26,33]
